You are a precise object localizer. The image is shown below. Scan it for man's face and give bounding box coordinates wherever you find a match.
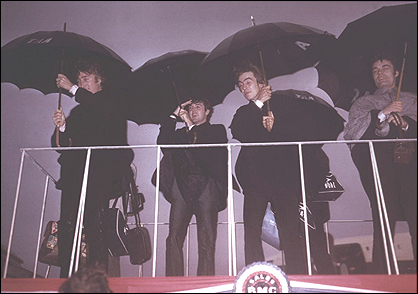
[187,101,209,126]
[237,71,262,101]
[77,71,102,94]
[372,59,399,90]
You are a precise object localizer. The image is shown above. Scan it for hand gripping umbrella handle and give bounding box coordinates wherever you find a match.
[393,42,408,138]
[55,61,64,147]
[167,65,192,132]
[257,50,271,113]
[252,16,272,131]
[55,23,72,147]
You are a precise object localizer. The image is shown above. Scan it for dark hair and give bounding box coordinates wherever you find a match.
[232,61,265,86]
[370,51,400,72]
[75,58,107,88]
[184,98,214,122]
[58,263,113,293]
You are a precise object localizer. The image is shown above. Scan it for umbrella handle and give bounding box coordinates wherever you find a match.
[55,121,72,148]
[257,50,271,113]
[56,50,65,147]
[167,65,191,130]
[257,47,273,132]
[56,22,67,147]
[167,65,182,106]
[394,42,408,140]
[395,42,407,101]
[55,126,61,147]
[251,16,272,123]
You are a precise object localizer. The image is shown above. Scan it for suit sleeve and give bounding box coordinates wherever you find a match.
[230,103,270,143]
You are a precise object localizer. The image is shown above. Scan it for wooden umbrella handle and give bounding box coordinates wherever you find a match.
[395,42,408,101]
[55,126,60,147]
[251,16,273,132]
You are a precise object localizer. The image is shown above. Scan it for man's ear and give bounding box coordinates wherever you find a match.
[395,70,399,78]
[95,76,102,85]
[259,80,267,88]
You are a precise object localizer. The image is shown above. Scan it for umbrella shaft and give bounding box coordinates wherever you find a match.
[58,90,62,109]
[395,42,408,101]
[257,50,271,112]
[167,66,181,106]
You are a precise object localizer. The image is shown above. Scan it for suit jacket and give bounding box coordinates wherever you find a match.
[230,90,342,195]
[153,116,237,211]
[51,87,134,199]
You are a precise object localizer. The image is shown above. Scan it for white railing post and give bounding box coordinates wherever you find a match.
[33,175,50,278]
[68,147,91,277]
[298,143,312,275]
[227,144,237,276]
[152,145,161,277]
[3,149,26,278]
[368,141,399,275]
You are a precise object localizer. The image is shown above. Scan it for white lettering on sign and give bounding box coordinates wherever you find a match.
[27,38,53,44]
[295,41,311,50]
[248,286,277,293]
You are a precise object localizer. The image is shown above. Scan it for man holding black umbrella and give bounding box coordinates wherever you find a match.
[344,51,417,274]
[230,61,340,275]
[154,97,235,276]
[52,58,134,278]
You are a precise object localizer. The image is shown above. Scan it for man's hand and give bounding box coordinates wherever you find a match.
[382,101,403,117]
[173,99,192,116]
[256,85,272,104]
[388,112,408,128]
[263,110,274,132]
[52,109,66,128]
[173,99,193,126]
[56,74,74,91]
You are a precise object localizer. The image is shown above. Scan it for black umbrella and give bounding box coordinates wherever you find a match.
[126,50,208,125]
[1,27,132,97]
[319,2,417,111]
[1,25,132,145]
[197,21,337,107]
[275,89,345,139]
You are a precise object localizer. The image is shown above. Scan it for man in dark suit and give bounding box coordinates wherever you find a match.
[154,97,233,276]
[52,59,134,278]
[230,61,341,274]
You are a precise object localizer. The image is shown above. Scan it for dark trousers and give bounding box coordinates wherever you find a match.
[59,185,109,278]
[58,163,128,278]
[243,186,308,274]
[57,150,133,278]
[352,144,417,274]
[166,177,220,276]
[244,186,335,275]
[302,202,336,274]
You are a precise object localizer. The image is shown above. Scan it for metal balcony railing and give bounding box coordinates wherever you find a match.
[2,138,416,278]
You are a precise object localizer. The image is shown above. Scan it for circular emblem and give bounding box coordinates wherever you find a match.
[233,261,291,293]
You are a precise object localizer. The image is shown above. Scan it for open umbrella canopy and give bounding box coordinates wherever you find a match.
[126,50,208,125]
[319,2,417,111]
[1,29,132,97]
[275,89,345,138]
[197,21,337,106]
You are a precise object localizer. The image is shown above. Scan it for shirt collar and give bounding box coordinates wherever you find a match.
[374,87,398,96]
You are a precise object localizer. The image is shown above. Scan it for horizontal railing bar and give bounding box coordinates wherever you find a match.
[21,138,416,152]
